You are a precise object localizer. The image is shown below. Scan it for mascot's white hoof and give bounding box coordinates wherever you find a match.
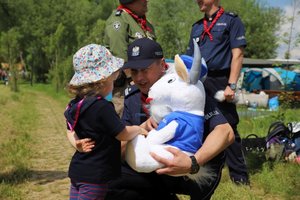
[126,135,167,173]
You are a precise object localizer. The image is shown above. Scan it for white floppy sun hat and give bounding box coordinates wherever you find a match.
[70,44,124,86]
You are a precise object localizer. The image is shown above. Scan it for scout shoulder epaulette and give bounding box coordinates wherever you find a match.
[115,9,123,16]
[124,85,139,98]
[192,18,203,27]
[225,11,238,17]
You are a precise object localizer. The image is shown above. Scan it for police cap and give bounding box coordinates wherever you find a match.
[123,38,164,70]
[119,0,135,4]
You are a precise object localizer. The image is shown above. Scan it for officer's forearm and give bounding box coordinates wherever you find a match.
[229,47,244,84]
[194,123,235,166]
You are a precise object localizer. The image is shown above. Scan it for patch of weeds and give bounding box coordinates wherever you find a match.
[10,93,20,102]
[0,133,32,184]
[0,97,8,105]
[0,182,22,200]
[0,167,31,184]
[254,162,300,198]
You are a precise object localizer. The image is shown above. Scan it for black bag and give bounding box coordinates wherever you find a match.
[241,134,267,169]
[242,134,266,155]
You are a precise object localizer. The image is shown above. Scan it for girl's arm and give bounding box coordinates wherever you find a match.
[66,130,95,152]
[116,125,148,141]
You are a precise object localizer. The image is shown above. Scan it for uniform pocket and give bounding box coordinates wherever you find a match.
[211,26,228,42]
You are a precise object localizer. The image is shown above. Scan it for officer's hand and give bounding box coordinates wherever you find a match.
[140,117,158,131]
[224,86,235,102]
[150,147,191,175]
[75,138,95,153]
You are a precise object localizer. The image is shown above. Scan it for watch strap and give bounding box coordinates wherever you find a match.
[189,156,200,174]
[227,83,237,90]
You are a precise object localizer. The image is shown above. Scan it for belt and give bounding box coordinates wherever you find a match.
[207,68,230,77]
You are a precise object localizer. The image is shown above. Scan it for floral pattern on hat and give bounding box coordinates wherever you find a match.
[69,44,124,86]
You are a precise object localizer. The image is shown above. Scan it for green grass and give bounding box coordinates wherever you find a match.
[238,106,300,138]
[0,85,39,199]
[21,83,70,107]
[211,163,300,200]
[0,84,300,200]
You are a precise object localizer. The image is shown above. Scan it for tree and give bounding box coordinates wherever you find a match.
[148,0,282,59]
[0,0,284,91]
[44,23,66,92]
[148,0,198,58]
[0,28,21,92]
[282,0,300,59]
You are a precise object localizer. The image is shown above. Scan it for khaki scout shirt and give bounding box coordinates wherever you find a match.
[104,9,156,61]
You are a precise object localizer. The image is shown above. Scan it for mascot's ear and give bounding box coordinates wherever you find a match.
[174,54,189,82]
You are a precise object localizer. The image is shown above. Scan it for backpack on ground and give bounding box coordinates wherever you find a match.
[265,121,300,162]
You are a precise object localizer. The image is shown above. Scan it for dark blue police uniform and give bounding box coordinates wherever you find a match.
[105,85,228,200]
[186,9,249,184]
[186,11,246,71]
[122,85,147,125]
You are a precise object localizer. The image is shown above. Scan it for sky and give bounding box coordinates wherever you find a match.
[260,0,300,59]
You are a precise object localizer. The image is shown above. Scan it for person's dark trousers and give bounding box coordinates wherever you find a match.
[105,163,178,200]
[225,126,249,184]
[105,156,225,200]
[161,156,225,200]
[204,73,249,185]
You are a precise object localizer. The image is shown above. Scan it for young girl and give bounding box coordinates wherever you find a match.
[64,44,147,200]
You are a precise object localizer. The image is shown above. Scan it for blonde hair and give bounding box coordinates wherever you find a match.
[67,71,119,99]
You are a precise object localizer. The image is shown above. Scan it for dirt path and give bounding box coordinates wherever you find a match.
[19,90,125,200]
[21,92,73,200]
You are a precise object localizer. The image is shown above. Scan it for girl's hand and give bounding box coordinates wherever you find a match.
[140,117,158,131]
[75,138,95,153]
[139,127,148,136]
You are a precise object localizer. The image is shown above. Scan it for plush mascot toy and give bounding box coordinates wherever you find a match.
[125,40,214,186]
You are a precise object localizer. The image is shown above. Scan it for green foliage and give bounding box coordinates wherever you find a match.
[0,0,284,91]
[148,0,199,58]
[280,0,300,59]
[278,91,300,109]
[147,0,282,59]
[221,0,282,59]
[0,0,117,88]
[248,1,280,58]
[0,27,22,92]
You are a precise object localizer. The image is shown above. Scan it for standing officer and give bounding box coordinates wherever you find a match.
[104,0,156,86]
[186,0,249,185]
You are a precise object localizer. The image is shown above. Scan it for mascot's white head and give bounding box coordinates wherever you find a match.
[147,39,207,123]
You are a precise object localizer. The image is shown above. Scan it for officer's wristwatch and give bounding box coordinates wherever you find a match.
[227,83,237,90]
[189,156,200,174]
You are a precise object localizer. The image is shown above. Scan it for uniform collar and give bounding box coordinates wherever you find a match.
[205,7,221,22]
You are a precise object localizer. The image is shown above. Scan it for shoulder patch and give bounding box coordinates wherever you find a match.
[124,85,139,97]
[115,9,123,16]
[225,11,238,17]
[113,21,121,30]
[192,18,203,27]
